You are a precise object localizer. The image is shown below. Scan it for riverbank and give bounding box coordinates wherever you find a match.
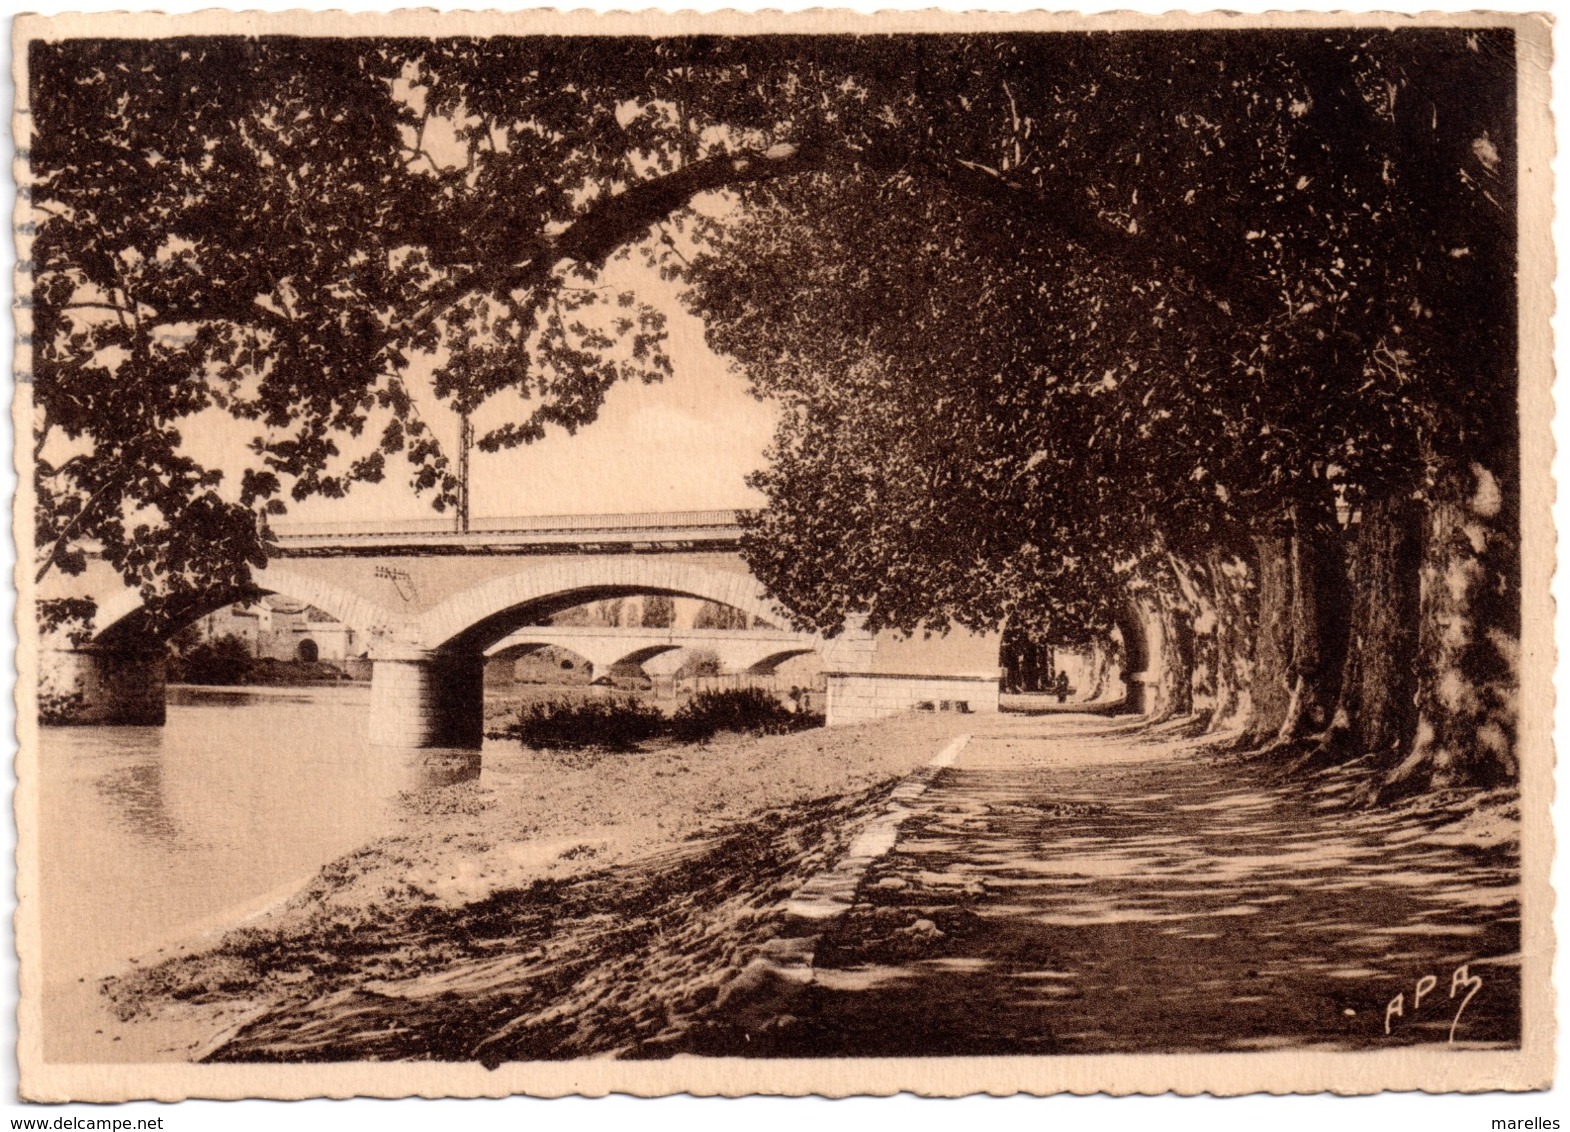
[89,711,1520,1063]
[91,711,971,1061]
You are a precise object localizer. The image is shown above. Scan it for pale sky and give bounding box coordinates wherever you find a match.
[463,258,778,520]
[179,254,779,526]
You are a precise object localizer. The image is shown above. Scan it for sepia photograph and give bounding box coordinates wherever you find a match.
[10,6,1555,1103]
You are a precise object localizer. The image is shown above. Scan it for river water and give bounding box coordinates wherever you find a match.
[36,685,482,988]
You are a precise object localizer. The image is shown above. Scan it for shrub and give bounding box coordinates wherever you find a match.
[38,688,85,726]
[247,657,352,686]
[168,633,254,685]
[513,696,666,752]
[671,687,823,744]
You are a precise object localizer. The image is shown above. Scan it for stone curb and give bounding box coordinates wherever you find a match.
[709,733,971,1031]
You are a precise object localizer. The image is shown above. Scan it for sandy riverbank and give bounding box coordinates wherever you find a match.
[87,711,971,1061]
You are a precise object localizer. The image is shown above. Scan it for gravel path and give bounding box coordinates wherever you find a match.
[720,713,1521,1057]
[99,710,1518,1062]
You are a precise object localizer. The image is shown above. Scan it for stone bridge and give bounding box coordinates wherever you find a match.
[485,624,821,677]
[37,511,1005,746]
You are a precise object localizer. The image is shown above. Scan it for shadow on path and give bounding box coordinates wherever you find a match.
[719,714,1520,1057]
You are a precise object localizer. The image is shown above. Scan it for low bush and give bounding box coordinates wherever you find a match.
[504,689,824,751]
[167,634,254,685]
[38,688,85,726]
[671,687,823,744]
[247,658,354,686]
[513,696,667,752]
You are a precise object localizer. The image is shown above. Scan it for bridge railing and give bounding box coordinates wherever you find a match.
[264,509,744,541]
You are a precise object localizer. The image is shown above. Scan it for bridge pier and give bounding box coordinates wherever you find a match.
[40,647,167,726]
[369,651,485,749]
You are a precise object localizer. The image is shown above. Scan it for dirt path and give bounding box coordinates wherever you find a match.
[721,713,1520,1057]
[98,711,1518,1062]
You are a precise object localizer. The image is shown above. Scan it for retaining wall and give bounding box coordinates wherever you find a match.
[825,672,1000,726]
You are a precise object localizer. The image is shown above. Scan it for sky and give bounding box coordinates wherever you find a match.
[194,251,781,527]
[460,257,779,521]
[295,256,777,525]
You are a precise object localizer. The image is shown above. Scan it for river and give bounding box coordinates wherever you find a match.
[36,685,483,991]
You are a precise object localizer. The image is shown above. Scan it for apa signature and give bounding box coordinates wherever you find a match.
[1383,963,1482,1044]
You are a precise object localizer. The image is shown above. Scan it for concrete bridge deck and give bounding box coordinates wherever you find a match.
[266,509,745,555]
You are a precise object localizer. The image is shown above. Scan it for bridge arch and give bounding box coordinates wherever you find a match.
[418,559,792,654]
[746,648,819,674]
[487,633,685,679]
[90,564,398,648]
[606,644,683,671]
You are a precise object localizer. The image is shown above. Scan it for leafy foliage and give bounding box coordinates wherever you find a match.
[640,594,676,629]
[676,649,724,677]
[30,30,1516,667]
[506,687,819,750]
[680,29,1517,645]
[37,687,86,727]
[512,696,667,752]
[166,632,254,685]
[670,688,822,744]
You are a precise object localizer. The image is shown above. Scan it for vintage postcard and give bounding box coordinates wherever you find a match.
[12,7,1555,1102]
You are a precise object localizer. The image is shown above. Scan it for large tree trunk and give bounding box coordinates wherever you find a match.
[1274,498,1350,744]
[1246,532,1293,745]
[1161,555,1207,719]
[1316,493,1423,765]
[1119,588,1193,720]
[1084,638,1113,701]
[1378,463,1519,800]
[1245,495,1351,751]
[1205,549,1256,735]
[1166,599,1196,717]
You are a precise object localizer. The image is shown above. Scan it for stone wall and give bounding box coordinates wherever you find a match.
[40,649,166,726]
[825,673,1000,726]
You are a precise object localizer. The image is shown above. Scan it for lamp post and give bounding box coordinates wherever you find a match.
[456,410,473,534]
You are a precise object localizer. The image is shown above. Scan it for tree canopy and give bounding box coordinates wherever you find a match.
[29,28,1516,661]
[682,29,1515,647]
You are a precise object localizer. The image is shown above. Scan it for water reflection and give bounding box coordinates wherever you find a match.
[39,686,483,984]
[91,759,181,845]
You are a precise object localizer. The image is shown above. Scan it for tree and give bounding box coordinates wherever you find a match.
[29,36,827,635]
[680,28,1519,794]
[640,594,675,629]
[693,601,749,631]
[30,30,1521,798]
[167,632,254,686]
[26,31,1327,634]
